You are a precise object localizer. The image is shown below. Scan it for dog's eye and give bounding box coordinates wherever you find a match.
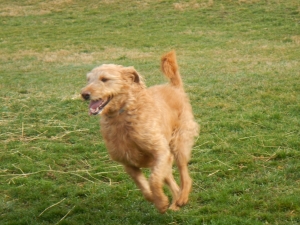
[100,77,108,82]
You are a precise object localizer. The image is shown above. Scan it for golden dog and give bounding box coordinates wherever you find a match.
[81,51,199,213]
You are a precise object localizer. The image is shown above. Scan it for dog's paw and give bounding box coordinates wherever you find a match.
[169,203,180,211]
[176,195,189,207]
[154,196,169,214]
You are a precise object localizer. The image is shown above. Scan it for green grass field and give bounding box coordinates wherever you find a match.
[1,0,299,224]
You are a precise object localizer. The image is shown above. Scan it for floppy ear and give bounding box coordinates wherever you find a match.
[123,66,141,84]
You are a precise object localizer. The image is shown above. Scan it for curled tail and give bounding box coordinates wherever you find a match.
[161,50,183,89]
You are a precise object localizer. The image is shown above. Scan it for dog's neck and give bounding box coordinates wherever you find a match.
[103,104,126,118]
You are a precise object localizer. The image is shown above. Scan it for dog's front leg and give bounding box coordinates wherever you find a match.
[124,165,154,203]
[149,151,173,214]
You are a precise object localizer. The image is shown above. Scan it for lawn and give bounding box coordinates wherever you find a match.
[0,0,299,224]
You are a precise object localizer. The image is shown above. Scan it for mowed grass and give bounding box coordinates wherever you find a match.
[0,0,299,224]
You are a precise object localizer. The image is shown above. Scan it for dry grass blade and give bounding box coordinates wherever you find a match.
[208,170,220,177]
[39,198,66,217]
[1,169,117,185]
[55,205,76,225]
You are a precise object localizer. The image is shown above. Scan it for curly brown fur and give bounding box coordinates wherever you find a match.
[81,51,199,213]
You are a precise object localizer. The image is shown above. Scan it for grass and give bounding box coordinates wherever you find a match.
[0,0,299,224]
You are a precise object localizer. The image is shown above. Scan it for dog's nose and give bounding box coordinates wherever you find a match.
[81,91,90,100]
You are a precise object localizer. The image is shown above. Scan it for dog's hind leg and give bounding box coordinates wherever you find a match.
[124,166,153,203]
[175,154,192,207]
[172,111,199,207]
[172,130,196,206]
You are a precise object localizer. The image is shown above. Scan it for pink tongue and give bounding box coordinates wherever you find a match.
[89,100,103,110]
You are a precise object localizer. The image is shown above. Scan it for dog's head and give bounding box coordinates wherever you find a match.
[81,64,145,116]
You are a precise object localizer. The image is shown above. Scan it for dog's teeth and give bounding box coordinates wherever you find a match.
[90,108,97,113]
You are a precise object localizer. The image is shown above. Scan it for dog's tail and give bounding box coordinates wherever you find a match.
[161,50,183,89]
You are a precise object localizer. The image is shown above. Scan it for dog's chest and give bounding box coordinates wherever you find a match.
[101,120,154,168]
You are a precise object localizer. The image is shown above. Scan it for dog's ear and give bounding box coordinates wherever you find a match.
[123,67,141,84]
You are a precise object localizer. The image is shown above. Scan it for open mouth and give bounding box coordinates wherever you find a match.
[89,97,111,115]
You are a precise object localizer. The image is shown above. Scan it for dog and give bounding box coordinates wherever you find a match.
[81,51,199,213]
